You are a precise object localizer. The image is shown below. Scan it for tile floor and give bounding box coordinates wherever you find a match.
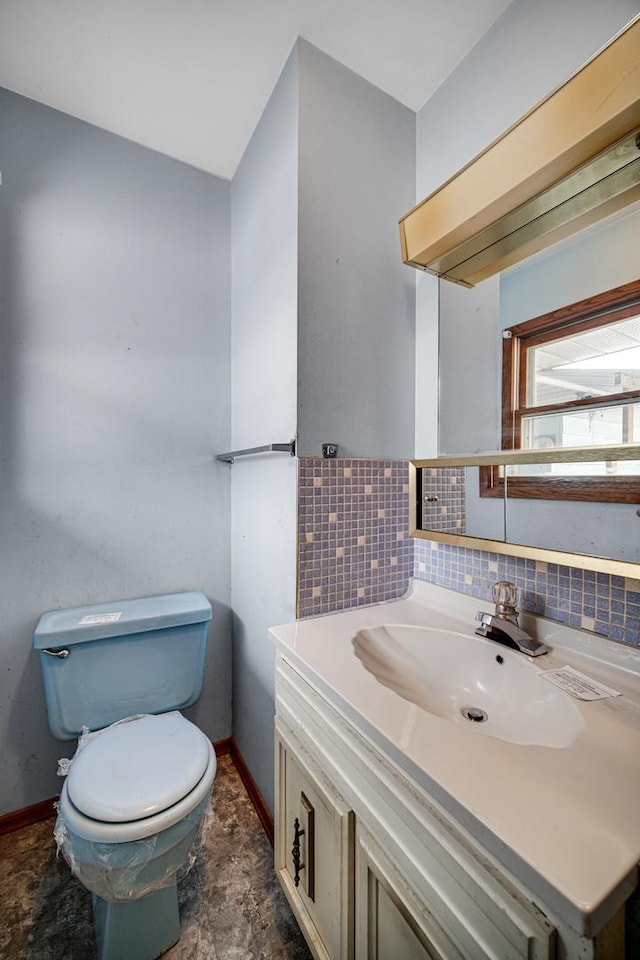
[0,754,312,960]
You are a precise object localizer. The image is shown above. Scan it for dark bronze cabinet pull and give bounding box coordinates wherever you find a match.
[292,817,305,887]
[291,793,315,900]
[301,793,315,901]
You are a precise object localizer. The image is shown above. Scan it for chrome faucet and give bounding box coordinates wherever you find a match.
[475,581,548,657]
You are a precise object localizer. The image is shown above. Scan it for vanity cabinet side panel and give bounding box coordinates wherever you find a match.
[275,720,355,960]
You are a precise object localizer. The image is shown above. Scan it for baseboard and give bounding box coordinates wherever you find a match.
[213,736,233,756]
[226,740,274,847]
[1,737,274,846]
[0,796,58,837]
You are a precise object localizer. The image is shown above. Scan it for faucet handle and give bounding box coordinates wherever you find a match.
[492,581,519,620]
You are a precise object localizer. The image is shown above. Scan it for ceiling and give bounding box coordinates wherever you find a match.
[0,0,512,179]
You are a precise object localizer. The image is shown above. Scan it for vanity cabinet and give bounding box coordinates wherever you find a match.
[274,655,557,960]
[275,720,355,960]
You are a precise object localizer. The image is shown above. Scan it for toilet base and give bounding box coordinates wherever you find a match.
[92,882,181,960]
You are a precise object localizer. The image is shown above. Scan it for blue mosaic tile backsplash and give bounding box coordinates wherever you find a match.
[296,458,640,646]
[414,540,640,646]
[297,458,413,617]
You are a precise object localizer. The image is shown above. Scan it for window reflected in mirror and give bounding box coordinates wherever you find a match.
[499,278,640,500]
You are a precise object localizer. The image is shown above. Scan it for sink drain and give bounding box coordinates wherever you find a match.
[461,706,488,723]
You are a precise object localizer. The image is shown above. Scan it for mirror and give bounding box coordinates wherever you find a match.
[432,176,640,572]
[412,446,640,575]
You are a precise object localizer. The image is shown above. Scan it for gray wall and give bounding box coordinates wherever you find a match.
[230,40,417,812]
[438,277,501,454]
[297,40,416,459]
[0,89,232,815]
[1,38,418,819]
[416,0,640,457]
[230,51,299,814]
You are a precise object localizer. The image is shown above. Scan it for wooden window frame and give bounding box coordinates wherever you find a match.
[481,279,640,503]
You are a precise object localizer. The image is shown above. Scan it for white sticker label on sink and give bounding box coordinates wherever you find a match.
[79,612,122,625]
[541,665,621,700]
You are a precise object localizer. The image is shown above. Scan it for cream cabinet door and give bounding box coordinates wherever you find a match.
[275,723,354,960]
[355,825,465,960]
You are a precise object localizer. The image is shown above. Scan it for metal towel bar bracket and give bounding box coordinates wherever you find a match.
[216,439,297,464]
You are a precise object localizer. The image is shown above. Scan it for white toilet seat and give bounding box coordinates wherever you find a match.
[68,713,211,822]
[59,714,217,843]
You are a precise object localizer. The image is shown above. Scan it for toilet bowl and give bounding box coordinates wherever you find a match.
[56,713,217,897]
[61,713,215,840]
[34,592,215,960]
[55,712,217,959]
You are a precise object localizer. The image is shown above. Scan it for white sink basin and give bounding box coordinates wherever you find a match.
[352,624,585,748]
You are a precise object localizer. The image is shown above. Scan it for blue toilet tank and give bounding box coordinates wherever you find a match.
[33,593,213,740]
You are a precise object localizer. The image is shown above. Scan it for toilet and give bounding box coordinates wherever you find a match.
[33,592,216,960]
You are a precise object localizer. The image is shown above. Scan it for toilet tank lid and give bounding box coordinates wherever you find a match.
[33,592,212,649]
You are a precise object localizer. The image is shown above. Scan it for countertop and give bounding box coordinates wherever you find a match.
[269,580,640,937]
